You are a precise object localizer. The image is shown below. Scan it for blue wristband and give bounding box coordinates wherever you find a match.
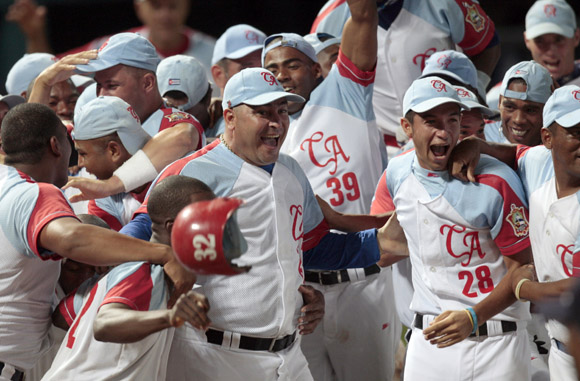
[467,307,478,335]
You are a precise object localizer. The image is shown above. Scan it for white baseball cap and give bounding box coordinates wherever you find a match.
[420,50,478,90]
[73,96,150,155]
[212,24,266,65]
[75,33,160,73]
[454,86,497,117]
[222,68,305,110]
[525,0,577,40]
[500,61,553,104]
[262,33,319,66]
[157,55,209,111]
[74,83,98,117]
[5,53,57,96]
[403,77,469,116]
[303,33,341,55]
[542,85,580,129]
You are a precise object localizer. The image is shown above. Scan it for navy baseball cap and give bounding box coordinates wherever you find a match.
[542,85,580,129]
[75,33,160,73]
[262,33,318,66]
[222,68,304,110]
[500,61,553,104]
[403,77,469,116]
[73,96,150,155]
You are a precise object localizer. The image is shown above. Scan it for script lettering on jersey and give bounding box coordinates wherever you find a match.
[300,131,350,176]
[290,205,304,241]
[440,225,486,267]
[412,48,437,71]
[557,244,574,277]
[572,90,580,101]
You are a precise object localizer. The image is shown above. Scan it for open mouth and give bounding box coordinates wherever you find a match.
[430,144,449,158]
[283,87,295,93]
[509,127,528,138]
[543,59,560,72]
[262,134,280,148]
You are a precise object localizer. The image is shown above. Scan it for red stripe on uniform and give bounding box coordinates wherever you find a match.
[336,50,375,87]
[101,263,154,311]
[454,0,495,56]
[88,200,123,232]
[310,0,347,33]
[303,219,330,252]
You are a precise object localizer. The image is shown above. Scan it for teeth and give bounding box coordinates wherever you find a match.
[511,128,526,137]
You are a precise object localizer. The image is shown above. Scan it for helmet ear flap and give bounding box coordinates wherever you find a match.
[171,197,249,275]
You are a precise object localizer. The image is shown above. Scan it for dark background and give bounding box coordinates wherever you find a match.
[0,0,578,94]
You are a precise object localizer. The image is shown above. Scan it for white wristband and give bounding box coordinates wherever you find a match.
[113,149,158,192]
[477,70,491,97]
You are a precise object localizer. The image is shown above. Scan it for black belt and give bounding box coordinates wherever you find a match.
[205,329,296,352]
[0,362,23,381]
[554,339,569,355]
[304,264,381,285]
[414,314,517,337]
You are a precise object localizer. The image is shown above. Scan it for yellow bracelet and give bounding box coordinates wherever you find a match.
[464,309,474,331]
[515,278,531,301]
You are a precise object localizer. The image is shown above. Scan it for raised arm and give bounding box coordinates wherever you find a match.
[6,0,52,53]
[340,0,377,71]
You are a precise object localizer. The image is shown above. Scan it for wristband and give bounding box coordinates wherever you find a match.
[113,149,158,192]
[466,307,478,335]
[464,309,474,331]
[515,278,531,301]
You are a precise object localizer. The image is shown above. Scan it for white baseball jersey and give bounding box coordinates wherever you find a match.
[88,185,149,231]
[43,262,172,381]
[0,165,77,371]
[311,0,496,139]
[484,120,510,144]
[282,50,398,380]
[516,145,580,344]
[386,151,531,320]
[142,107,206,149]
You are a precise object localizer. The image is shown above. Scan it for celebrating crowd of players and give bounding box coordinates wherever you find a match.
[1,0,580,380]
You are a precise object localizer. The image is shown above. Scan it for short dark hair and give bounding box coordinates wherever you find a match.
[404,110,416,124]
[2,103,64,165]
[148,175,215,223]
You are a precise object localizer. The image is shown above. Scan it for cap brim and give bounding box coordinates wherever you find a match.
[75,58,118,73]
[420,70,466,86]
[462,100,497,117]
[243,91,305,106]
[555,109,580,128]
[526,23,574,40]
[411,98,470,114]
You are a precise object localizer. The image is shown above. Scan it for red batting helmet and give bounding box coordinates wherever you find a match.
[171,197,248,275]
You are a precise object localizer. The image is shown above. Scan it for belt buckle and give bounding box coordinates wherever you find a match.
[317,270,339,285]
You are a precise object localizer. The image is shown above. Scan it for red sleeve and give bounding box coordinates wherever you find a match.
[27,183,78,259]
[370,170,394,214]
[58,291,78,326]
[336,49,375,87]
[101,263,154,311]
[310,0,347,33]
[454,0,496,56]
[514,144,531,171]
[302,219,330,252]
[477,174,530,256]
[87,200,123,232]
[158,110,205,150]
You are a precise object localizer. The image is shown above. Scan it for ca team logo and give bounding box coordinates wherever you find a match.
[246,30,259,44]
[436,54,452,69]
[544,4,556,17]
[164,111,190,122]
[431,79,448,93]
[506,204,529,237]
[261,72,277,86]
[572,90,580,101]
[456,88,470,98]
[126,106,140,123]
[463,3,485,33]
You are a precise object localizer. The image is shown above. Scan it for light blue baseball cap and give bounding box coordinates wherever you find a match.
[73,96,150,155]
[454,86,497,117]
[212,24,266,65]
[262,33,318,66]
[157,55,209,111]
[420,50,478,90]
[222,68,305,110]
[500,61,553,104]
[403,77,469,116]
[5,53,57,96]
[75,33,160,73]
[525,0,577,40]
[303,33,341,55]
[542,85,580,129]
[74,82,98,117]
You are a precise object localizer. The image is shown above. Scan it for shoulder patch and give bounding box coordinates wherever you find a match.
[464,3,485,33]
[506,204,529,237]
[164,111,191,123]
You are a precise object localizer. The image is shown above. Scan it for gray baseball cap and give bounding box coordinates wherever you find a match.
[526,0,577,40]
[262,33,318,66]
[499,61,553,104]
[542,85,580,129]
[403,77,469,116]
[157,55,209,111]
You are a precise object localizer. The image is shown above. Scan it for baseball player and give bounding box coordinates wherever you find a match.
[487,0,580,110]
[207,24,266,138]
[451,85,580,380]
[262,0,398,378]
[62,33,206,205]
[157,55,213,131]
[0,103,194,380]
[455,86,496,141]
[303,33,341,79]
[120,67,403,380]
[7,0,216,75]
[381,76,532,380]
[484,61,553,146]
[310,0,499,156]
[42,176,219,381]
[72,96,153,231]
